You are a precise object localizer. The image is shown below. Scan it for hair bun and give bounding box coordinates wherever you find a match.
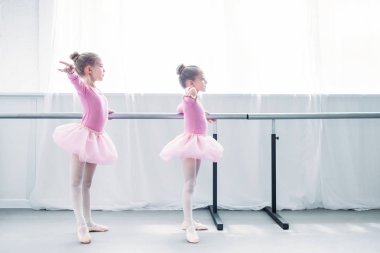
[70,52,80,62]
[176,64,186,75]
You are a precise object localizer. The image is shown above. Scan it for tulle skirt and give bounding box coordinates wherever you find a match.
[160,133,223,162]
[52,123,118,164]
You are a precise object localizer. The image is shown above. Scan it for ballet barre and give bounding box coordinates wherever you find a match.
[248,112,380,230]
[1,112,379,119]
[2,112,380,231]
[0,112,247,119]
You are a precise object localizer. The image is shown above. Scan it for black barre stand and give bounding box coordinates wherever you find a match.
[207,121,224,230]
[263,119,289,230]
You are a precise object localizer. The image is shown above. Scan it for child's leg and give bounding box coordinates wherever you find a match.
[82,162,109,232]
[181,159,208,230]
[71,155,91,243]
[195,159,201,177]
[182,158,200,243]
[82,162,96,227]
[70,154,86,227]
[182,158,197,227]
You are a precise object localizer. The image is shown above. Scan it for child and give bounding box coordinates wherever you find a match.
[160,64,223,243]
[53,52,118,244]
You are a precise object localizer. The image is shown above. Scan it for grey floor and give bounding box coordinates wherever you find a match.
[1,208,380,253]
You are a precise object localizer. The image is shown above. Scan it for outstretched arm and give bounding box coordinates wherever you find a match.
[58,61,85,94]
[58,61,74,74]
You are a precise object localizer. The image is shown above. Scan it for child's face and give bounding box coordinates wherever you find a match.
[90,59,105,82]
[192,72,207,92]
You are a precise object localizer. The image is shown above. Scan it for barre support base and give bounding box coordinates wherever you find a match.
[262,122,289,230]
[207,128,223,230]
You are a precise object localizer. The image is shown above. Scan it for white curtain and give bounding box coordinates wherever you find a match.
[25,0,380,211]
[37,0,380,93]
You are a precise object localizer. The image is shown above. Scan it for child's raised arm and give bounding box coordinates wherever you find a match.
[58,61,86,94]
[58,61,74,74]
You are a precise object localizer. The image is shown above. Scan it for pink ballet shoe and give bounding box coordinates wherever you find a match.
[181,221,208,231]
[185,225,199,244]
[88,224,109,232]
[77,226,91,244]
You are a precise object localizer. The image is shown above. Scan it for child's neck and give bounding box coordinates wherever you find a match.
[84,76,95,87]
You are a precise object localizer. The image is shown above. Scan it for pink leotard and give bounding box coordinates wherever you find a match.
[68,73,108,132]
[159,88,223,162]
[177,96,207,135]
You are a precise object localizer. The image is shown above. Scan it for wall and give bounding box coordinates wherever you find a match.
[0,0,39,92]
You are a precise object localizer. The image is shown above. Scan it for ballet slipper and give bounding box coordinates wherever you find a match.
[181,221,208,231]
[88,223,109,232]
[77,226,91,244]
[185,225,199,244]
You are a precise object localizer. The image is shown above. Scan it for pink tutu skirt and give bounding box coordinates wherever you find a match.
[160,133,223,162]
[52,123,118,164]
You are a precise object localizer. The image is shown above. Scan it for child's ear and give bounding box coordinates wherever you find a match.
[84,65,92,75]
[185,79,194,87]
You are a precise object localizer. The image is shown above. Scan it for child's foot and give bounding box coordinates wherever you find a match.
[88,223,109,232]
[77,226,91,244]
[181,221,208,231]
[185,225,199,243]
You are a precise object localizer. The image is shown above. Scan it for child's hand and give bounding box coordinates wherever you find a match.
[58,61,74,74]
[108,109,115,120]
[205,111,216,123]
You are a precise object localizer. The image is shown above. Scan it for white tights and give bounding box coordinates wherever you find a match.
[70,154,97,227]
[182,158,200,227]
